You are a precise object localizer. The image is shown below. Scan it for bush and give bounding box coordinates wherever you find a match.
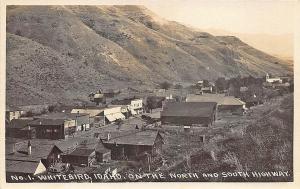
[174,84,183,89]
[159,81,172,90]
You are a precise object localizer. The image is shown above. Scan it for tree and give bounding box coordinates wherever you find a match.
[203,80,210,87]
[228,83,240,97]
[146,96,164,113]
[215,77,228,93]
[146,96,157,113]
[159,81,172,90]
[115,119,123,130]
[174,84,183,89]
[48,105,55,113]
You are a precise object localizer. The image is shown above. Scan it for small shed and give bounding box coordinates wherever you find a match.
[101,130,163,161]
[62,148,95,167]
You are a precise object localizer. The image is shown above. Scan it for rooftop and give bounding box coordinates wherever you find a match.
[161,102,217,118]
[6,139,62,162]
[68,148,95,157]
[6,119,34,129]
[5,137,103,161]
[71,107,105,117]
[102,130,162,146]
[6,160,44,174]
[29,118,66,126]
[35,112,89,120]
[186,94,245,106]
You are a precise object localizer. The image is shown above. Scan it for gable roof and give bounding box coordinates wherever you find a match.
[6,140,62,162]
[186,94,245,106]
[162,102,216,118]
[102,130,162,146]
[68,148,95,157]
[35,112,89,120]
[6,119,34,129]
[6,160,46,175]
[71,108,105,117]
[29,118,65,126]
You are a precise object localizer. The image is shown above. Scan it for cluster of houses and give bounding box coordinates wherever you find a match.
[264,73,292,88]
[5,97,150,175]
[6,74,291,177]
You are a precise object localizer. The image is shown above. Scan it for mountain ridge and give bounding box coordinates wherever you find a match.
[6,5,292,106]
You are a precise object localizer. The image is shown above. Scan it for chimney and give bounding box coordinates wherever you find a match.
[12,144,16,154]
[28,140,32,155]
[107,133,111,141]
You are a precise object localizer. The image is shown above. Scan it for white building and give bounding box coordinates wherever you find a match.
[266,73,282,83]
[130,99,143,115]
[103,107,125,124]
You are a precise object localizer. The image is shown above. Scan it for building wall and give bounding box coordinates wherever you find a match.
[218,105,244,113]
[43,146,62,168]
[6,111,22,121]
[35,125,65,140]
[130,99,143,114]
[96,151,111,163]
[64,120,76,136]
[161,116,213,127]
[267,78,282,83]
[34,161,47,175]
[75,115,90,131]
[6,128,36,139]
[62,152,95,166]
[107,144,156,161]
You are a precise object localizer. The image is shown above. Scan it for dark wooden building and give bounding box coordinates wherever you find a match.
[101,130,163,161]
[5,119,36,139]
[62,148,95,167]
[29,118,76,140]
[61,138,111,166]
[161,102,217,127]
[6,139,63,169]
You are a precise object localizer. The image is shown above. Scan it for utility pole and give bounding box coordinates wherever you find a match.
[103,114,105,126]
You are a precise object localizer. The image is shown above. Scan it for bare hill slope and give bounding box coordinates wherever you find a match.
[6,5,291,106]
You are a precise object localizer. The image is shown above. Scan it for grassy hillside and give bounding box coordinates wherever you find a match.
[164,94,293,181]
[6,5,292,106]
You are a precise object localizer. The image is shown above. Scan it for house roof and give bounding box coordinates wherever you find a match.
[6,140,62,162]
[54,138,87,153]
[102,130,161,146]
[68,148,95,157]
[71,108,105,117]
[35,112,89,120]
[54,137,109,153]
[6,137,26,145]
[161,102,217,118]
[29,118,65,126]
[186,94,245,106]
[6,160,44,174]
[6,119,34,129]
[6,105,22,112]
[111,98,132,105]
[94,93,104,98]
[5,138,27,155]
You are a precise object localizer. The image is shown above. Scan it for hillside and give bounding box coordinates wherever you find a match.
[6,5,292,106]
[206,28,293,60]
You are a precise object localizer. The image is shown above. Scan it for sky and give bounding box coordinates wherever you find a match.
[101,0,295,35]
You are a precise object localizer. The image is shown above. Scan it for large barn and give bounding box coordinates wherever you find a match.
[186,94,246,115]
[161,102,217,127]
